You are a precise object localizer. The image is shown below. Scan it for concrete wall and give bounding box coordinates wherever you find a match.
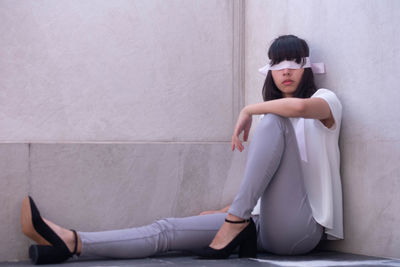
[0,0,246,261]
[0,0,243,142]
[245,0,400,259]
[0,143,247,261]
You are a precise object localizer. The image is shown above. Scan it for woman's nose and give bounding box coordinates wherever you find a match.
[282,68,291,75]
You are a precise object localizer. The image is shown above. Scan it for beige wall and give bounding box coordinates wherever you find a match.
[245,0,400,259]
[0,0,243,142]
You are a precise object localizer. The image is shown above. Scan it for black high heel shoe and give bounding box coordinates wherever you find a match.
[194,217,257,259]
[21,196,78,264]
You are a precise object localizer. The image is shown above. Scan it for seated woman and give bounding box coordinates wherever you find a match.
[21,34,343,264]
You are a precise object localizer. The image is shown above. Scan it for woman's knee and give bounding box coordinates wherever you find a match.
[261,114,290,127]
[255,114,288,136]
[149,218,176,253]
[152,218,176,236]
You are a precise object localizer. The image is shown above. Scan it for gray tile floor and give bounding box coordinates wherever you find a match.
[2,251,400,267]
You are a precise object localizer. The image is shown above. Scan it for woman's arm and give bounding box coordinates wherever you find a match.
[232,98,334,152]
[244,97,332,120]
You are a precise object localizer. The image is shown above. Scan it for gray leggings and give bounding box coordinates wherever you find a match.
[79,114,323,258]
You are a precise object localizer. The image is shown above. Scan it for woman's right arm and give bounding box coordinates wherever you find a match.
[232,97,333,152]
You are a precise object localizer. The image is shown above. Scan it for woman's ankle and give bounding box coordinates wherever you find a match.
[62,229,82,255]
[226,213,246,222]
[209,214,249,249]
[76,232,82,255]
[43,219,81,254]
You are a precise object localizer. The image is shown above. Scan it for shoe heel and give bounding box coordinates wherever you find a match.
[29,245,71,265]
[238,235,257,258]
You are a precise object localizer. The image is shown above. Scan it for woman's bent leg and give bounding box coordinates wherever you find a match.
[256,116,323,255]
[79,213,226,259]
[228,114,322,254]
[228,114,290,219]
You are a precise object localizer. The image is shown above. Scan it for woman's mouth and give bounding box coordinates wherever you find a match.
[282,79,294,85]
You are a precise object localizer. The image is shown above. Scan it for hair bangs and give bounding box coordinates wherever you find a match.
[268,35,309,66]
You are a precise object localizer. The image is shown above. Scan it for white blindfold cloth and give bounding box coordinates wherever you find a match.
[258,57,325,75]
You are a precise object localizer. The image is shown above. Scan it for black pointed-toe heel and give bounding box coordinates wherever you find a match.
[21,196,78,264]
[194,217,257,259]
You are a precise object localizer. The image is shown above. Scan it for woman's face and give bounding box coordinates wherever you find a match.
[271,68,304,98]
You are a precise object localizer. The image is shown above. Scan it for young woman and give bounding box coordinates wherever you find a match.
[21,35,343,264]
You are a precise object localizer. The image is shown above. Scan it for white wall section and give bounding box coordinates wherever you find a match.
[245,0,400,259]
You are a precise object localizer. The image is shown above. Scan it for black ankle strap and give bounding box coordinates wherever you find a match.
[70,229,78,255]
[225,218,251,224]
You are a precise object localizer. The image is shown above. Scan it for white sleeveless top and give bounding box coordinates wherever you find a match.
[251,88,343,240]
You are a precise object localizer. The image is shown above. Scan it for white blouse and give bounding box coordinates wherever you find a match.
[251,88,343,240]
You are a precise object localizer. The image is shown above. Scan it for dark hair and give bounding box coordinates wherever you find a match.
[262,35,317,101]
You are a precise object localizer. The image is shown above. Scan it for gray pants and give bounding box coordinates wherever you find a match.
[79,114,323,258]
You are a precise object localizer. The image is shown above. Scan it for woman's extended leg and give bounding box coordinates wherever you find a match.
[25,212,227,259]
[78,213,226,258]
[211,114,322,254]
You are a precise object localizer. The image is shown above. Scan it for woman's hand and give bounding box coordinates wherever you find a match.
[199,205,230,215]
[199,210,224,216]
[232,108,252,152]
